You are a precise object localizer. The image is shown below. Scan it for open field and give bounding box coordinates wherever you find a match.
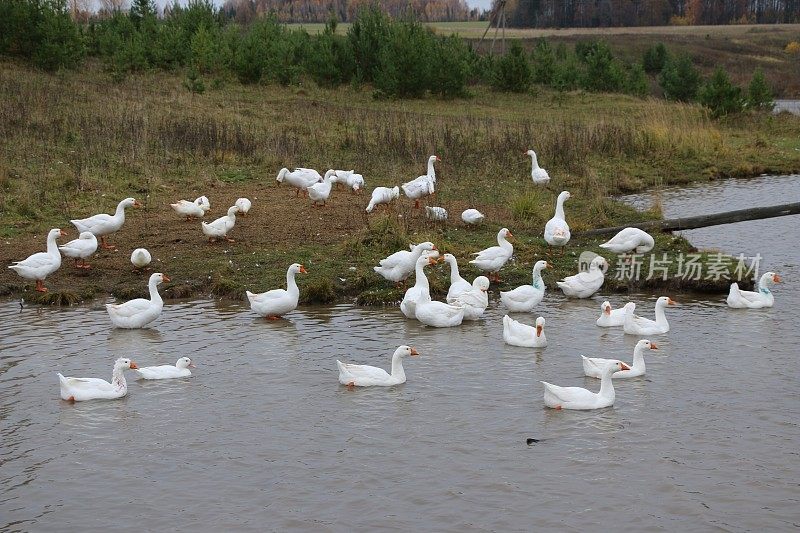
[1,59,799,305]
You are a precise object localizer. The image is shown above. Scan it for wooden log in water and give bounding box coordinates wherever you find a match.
[579,202,800,237]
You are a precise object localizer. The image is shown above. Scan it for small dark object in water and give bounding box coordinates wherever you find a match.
[526,438,540,445]
[19,298,24,311]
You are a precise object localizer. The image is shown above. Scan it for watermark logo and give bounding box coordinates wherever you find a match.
[582,251,762,281]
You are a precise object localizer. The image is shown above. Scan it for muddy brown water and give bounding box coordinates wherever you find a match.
[2,176,799,531]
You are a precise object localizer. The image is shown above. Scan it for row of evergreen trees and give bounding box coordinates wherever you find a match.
[0,0,774,114]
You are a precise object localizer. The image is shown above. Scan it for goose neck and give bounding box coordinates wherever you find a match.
[390,354,406,381]
[532,266,544,289]
[414,260,430,290]
[46,232,61,257]
[598,368,616,399]
[530,152,539,170]
[654,301,668,326]
[148,277,163,305]
[554,196,566,220]
[631,346,646,372]
[286,269,299,295]
[111,366,128,391]
[113,201,128,222]
[427,159,436,180]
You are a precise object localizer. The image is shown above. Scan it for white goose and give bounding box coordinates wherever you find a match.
[201,205,239,242]
[58,231,97,269]
[443,253,471,301]
[171,196,210,219]
[596,301,634,327]
[107,272,170,329]
[527,149,550,185]
[582,339,657,379]
[58,358,138,402]
[503,315,547,348]
[542,360,630,410]
[469,227,514,283]
[425,206,448,221]
[276,167,322,196]
[308,170,335,207]
[401,254,440,319]
[366,186,400,213]
[500,260,549,312]
[374,242,437,284]
[461,209,485,225]
[415,286,465,328]
[401,155,439,208]
[130,248,151,271]
[544,191,571,250]
[557,255,608,298]
[449,276,490,320]
[71,197,141,249]
[235,197,252,216]
[623,296,675,335]
[246,263,307,319]
[136,357,196,380]
[337,345,419,387]
[726,272,781,309]
[332,170,365,193]
[599,227,655,254]
[8,228,65,292]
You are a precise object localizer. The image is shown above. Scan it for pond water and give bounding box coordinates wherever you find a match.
[2,176,799,531]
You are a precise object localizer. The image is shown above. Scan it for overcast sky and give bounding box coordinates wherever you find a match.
[466,0,492,8]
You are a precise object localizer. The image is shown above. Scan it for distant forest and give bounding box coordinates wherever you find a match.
[503,0,799,26]
[218,0,476,23]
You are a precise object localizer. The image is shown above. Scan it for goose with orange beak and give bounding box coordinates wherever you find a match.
[623,296,676,335]
[106,273,170,329]
[500,260,549,312]
[503,315,547,348]
[246,263,307,320]
[582,339,657,379]
[727,271,781,309]
[469,227,514,283]
[596,300,634,327]
[337,345,419,387]
[542,360,630,410]
[71,197,141,250]
[8,228,66,292]
[58,358,138,402]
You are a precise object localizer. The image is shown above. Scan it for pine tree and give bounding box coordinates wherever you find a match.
[746,68,773,109]
[659,53,701,102]
[698,67,743,118]
[491,41,531,93]
[626,63,649,98]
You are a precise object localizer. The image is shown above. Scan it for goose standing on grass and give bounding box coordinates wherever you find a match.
[599,227,655,254]
[8,228,65,292]
[402,155,439,208]
[308,170,335,207]
[337,345,419,387]
[461,209,485,225]
[582,339,657,379]
[425,206,448,221]
[401,254,440,319]
[527,149,550,185]
[246,263,307,319]
[544,191,571,251]
[171,196,210,220]
[235,197,252,216]
[202,205,239,243]
[726,272,781,309]
[366,186,400,213]
[333,170,365,193]
[136,357,196,380]
[58,231,97,270]
[500,260,549,312]
[469,227,514,283]
[374,242,437,284]
[58,358,138,402]
[443,253,471,301]
[449,276,490,320]
[503,315,547,348]
[596,301,634,327]
[106,273,170,329]
[623,296,675,335]
[542,360,630,410]
[557,255,608,298]
[276,167,322,197]
[71,197,141,250]
[130,248,151,271]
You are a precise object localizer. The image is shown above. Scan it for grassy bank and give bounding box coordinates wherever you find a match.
[1,60,798,305]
